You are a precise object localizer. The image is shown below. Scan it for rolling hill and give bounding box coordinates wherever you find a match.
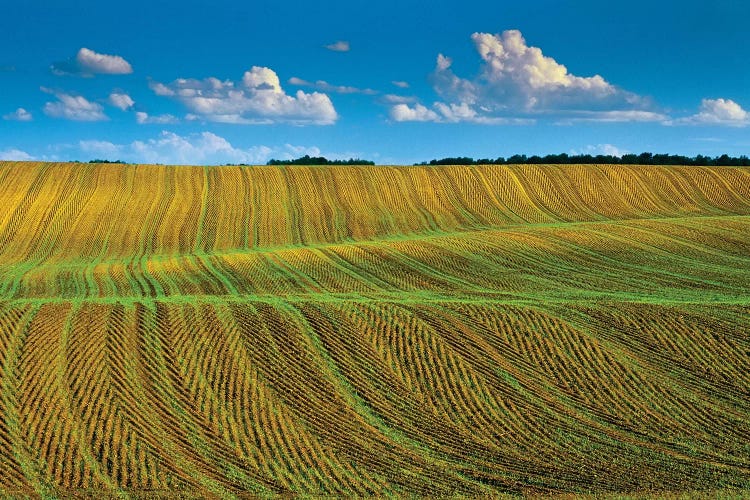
[0,161,748,497]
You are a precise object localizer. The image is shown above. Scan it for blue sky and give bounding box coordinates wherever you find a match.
[1,0,749,165]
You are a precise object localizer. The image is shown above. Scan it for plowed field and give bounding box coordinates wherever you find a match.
[0,162,748,497]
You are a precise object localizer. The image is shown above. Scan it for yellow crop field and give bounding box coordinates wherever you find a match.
[0,161,748,497]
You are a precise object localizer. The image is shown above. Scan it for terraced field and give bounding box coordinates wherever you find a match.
[0,161,748,497]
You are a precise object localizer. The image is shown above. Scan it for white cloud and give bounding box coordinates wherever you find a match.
[73,130,323,165]
[135,111,179,124]
[393,29,659,124]
[470,31,612,94]
[125,131,272,164]
[131,132,324,164]
[389,101,532,124]
[3,108,32,121]
[242,66,282,92]
[288,77,307,86]
[325,41,350,52]
[41,87,108,121]
[441,31,622,110]
[433,102,487,122]
[77,48,132,74]
[289,77,377,95]
[436,53,452,71]
[148,81,175,96]
[280,144,322,159]
[678,98,749,126]
[109,92,134,110]
[557,110,668,124]
[390,103,440,122]
[52,48,133,76]
[0,148,34,161]
[392,81,410,89]
[151,67,337,125]
[571,144,628,157]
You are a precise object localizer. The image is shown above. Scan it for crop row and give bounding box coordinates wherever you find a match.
[1,163,749,263]
[0,299,747,496]
[2,214,748,302]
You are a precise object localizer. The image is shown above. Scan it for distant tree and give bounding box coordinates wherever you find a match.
[89,159,127,164]
[620,154,637,164]
[412,152,750,167]
[693,155,708,166]
[636,152,653,164]
[429,157,475,165]
[716,154,731,166]
[268,155,375,166]
[506,154,527,164]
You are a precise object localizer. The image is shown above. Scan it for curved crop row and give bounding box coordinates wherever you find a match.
[0,162,747,496]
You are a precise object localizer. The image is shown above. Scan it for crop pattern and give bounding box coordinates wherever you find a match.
[0,162,748,496]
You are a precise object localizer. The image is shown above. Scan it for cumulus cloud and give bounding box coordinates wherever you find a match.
[77,48,132,74]
[0,148,34,161]
[571,144,628,157]
[470,32,612,95]
[148,81,175,96]
[3,108,33,121]
[41,87,108,121]
[73,131,323,165]
[109,92,135,110]
[678,98,749,126]
[392,81,410,89]
[289,77,377,95]
[150,67,337,125]
[131,132,324,164]
[433,102,485,122]
[393,29,659,123]
[135,111,179,124]
[390,102,532,124]
[281,144,323,159]
[325,41,350,52]
[52,48,133,76]
[390,103,440,122]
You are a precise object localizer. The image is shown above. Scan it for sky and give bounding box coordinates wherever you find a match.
[1,0,749,165]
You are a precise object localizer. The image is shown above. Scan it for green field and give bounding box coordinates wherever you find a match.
[0,161,748,497]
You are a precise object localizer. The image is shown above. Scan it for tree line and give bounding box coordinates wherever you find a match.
[266,155,375,166]
[416,153,750,166]
[72,153,750,167]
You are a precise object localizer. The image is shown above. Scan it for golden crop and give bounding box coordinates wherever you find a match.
[0,161,748,496]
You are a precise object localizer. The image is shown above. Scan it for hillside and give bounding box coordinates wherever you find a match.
[0,161,748,496]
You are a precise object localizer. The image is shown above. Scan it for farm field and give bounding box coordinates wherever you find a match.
[0,161,748,497]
